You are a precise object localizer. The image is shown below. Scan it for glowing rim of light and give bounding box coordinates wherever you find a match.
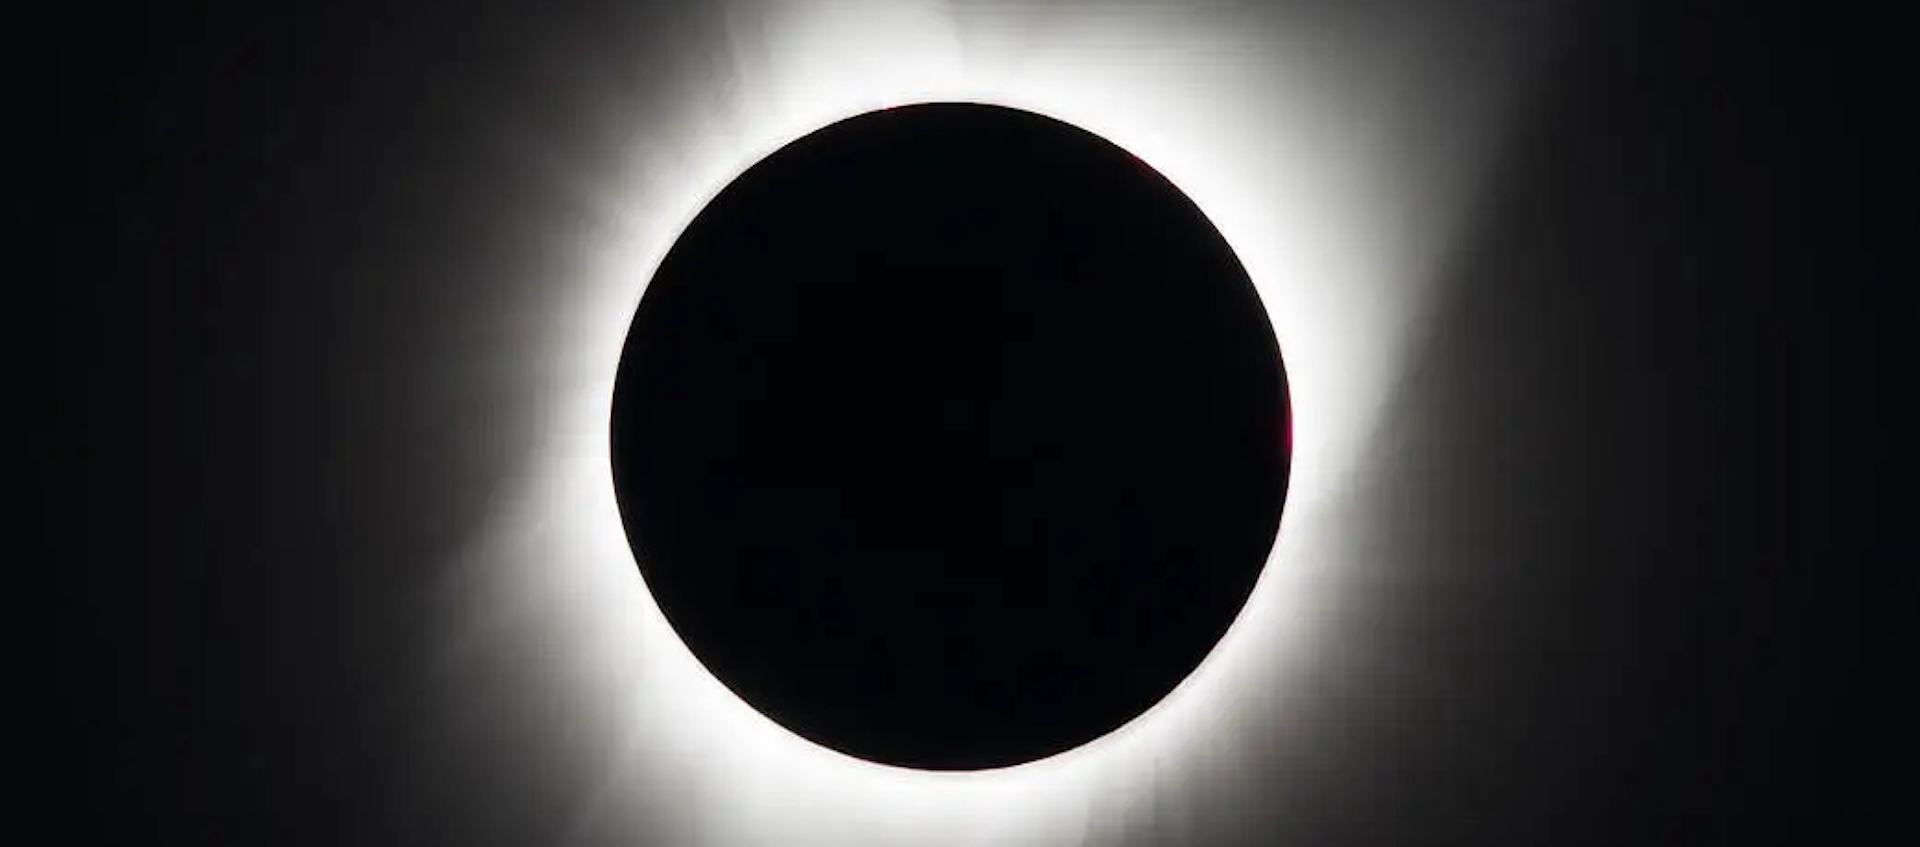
[614,93,1303,771]
[446,4,1562,844]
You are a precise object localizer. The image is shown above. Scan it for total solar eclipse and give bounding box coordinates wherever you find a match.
[611,102,1290,771]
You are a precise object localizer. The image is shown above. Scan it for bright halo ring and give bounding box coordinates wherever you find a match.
[445,3,1561,845]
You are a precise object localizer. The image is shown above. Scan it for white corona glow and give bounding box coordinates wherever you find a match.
[436,2,1571,845]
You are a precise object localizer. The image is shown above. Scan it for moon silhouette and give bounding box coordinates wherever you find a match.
[610,102,1290,771]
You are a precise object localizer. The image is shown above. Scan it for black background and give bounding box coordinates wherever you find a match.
[26,1,1904,844]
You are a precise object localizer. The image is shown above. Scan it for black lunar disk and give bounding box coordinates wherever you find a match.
[611,103,1290,771]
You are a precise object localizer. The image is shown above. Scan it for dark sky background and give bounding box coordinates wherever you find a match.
[28,0,1903,845]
